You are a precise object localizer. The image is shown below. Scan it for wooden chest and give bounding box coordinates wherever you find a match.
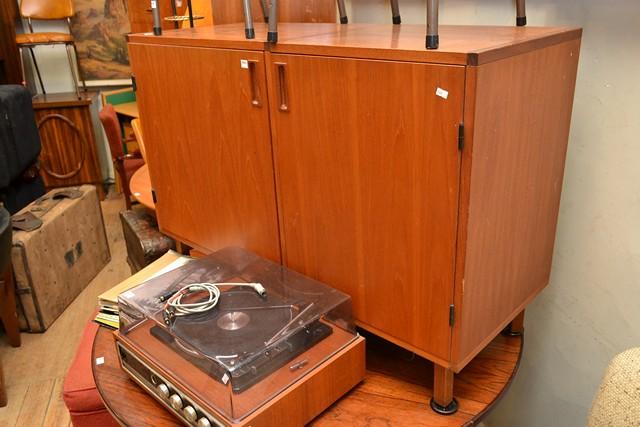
[32,92,105,200]
[128,23,581,411]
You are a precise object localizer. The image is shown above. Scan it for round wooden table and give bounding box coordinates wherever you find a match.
[129,164,155,211]
[92,327,522,426]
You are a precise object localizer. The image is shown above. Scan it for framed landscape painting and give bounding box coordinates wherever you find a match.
[71,0,132,86]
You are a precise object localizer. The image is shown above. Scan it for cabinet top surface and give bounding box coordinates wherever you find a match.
[32,91,97,108]
[127,23,581,65]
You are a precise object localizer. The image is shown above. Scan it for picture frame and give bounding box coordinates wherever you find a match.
[70,0,132,85]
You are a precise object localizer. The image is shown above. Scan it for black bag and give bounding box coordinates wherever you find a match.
[0,85,45,213]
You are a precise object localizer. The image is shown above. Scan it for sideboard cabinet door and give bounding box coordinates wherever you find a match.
[129,44,280,262]
[268,54,465,361]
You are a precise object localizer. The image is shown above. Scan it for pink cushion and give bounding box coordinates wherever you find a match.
[63,320,119,426]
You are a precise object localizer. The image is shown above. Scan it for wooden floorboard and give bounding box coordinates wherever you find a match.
[0,190,130,426]
[0,382,27,426]
[14,379,56,427]
[42,378,71,427]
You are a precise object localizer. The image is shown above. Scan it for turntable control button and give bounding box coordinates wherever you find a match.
[169,394,183,410]
[197,418,212,427]
[157,383,170,399]
[183,406,197,422]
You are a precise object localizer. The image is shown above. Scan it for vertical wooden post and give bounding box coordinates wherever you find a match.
[511,309,525,335]
[502,309,525,336]
[430,364,458,414]
[1,267,21,348]
[175,241,191,256]
[0,361,6,407]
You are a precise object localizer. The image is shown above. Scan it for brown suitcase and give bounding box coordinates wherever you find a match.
[11,185,110,332]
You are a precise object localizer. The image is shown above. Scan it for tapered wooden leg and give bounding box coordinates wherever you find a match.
[503,309,525,337]
[0,360,6,407]
[1,267,21,348]
[430,364,458,415]
[175,241,192,256]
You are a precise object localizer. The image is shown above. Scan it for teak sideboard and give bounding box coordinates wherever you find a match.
[127,23,581,413]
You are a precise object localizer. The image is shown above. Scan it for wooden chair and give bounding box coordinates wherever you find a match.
[16,0,86,98]
[99,104,144,210]
[0,205,21,407]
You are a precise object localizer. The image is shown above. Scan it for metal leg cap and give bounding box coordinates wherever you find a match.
[502,326,523,337]
[430,397,459,415]
[267,32,278,43]
[426,35,439,50]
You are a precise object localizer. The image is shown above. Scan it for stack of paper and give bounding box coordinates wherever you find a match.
[94,250,192,329]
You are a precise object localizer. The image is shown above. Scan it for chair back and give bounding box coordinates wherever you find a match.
[99,104,124,160]
[19,0,74,20]
[131,119,147,163]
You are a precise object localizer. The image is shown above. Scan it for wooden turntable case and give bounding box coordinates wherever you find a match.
[127,23,581,407]
[115,327,365,427]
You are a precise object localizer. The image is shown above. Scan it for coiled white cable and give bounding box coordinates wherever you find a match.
[164,282,266,318]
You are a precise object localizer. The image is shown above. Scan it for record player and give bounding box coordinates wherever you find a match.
[115,247,365,427]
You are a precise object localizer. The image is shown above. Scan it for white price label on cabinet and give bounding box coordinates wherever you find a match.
[151,1,157,8]
[240,59,249,69]
[436,87,449,99]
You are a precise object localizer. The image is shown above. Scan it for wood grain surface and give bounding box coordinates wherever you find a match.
[126,25,581,389]
[93,327,523,426]
[114,327,364,427]
[451,38,581,370]
[267,53,464,364]
[211,0,336,25]
[126,0,190,34]
[0,0,21,85]
[127,23,582,66]
[32,92,105,200]
[116,320,359,420]
[128,43,281,263]
[129,164,155,211]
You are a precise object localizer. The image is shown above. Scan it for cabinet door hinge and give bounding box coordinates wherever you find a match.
[131,74,137,92]
[458,123,465,151]
[151,189,157,204]
[449,304,455,327]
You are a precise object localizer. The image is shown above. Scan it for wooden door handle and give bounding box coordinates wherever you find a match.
[275,62,289,112]
[247,60,261,107]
